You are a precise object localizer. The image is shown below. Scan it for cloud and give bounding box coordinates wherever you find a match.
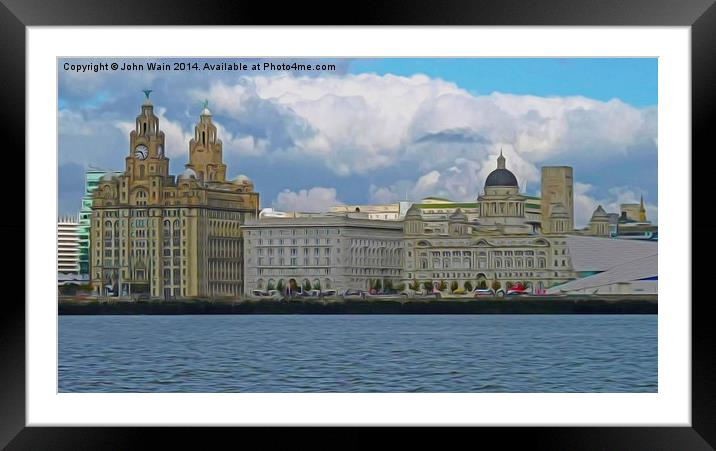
[57,63,657,217]
[272,187,343,213]
[369,147,541,205]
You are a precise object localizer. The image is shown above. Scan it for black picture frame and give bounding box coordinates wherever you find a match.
[4,0,713,448]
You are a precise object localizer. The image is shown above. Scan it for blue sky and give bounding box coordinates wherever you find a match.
[348,58,657,107]
[58,58,657,227]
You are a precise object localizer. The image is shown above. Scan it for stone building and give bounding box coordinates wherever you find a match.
[402,153,575,293]
[89,93,259,298]
[541,165,574,234]
[242,214,404,294]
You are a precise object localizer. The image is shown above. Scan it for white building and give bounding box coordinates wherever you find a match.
[242,214,404,294]
[58,215,81,275]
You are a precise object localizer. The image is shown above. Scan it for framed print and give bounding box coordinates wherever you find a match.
[5,0,715,448]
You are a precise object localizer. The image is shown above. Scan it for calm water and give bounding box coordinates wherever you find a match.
[59,315,657,392]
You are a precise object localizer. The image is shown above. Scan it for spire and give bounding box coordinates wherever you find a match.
[639,194,647,222]
[497,148,506,169]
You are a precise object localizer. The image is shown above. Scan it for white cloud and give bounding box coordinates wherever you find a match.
[58,68,657,217]
[194,74,656,215]
[272,187,343,213]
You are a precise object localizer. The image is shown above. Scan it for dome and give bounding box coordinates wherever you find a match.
[590,205,609,221]
[405,204,422,219]
[484,149,519,188]
[100,172,116,182]
[449,208,467,221]
[232,174,250,184]
[484,169,518,188]
[178,168,197,180]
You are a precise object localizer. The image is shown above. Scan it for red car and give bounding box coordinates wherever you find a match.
[506,283,530,296]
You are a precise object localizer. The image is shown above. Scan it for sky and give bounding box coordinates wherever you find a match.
[58,58,657,227]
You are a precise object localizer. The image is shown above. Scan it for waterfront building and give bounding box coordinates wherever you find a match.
[541,165,574,234]
[58,215,81,275]
[242,214,404,294]
[404,195,541,229]
[402,153,574,293]
[587,205,611,236]
[79,169,121,275]
[581,196,657,240]
[621,197,646,222]
[547,236,657,294]
[90,94,259,298]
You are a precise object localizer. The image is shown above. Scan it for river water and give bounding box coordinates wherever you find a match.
[59,314,657,392]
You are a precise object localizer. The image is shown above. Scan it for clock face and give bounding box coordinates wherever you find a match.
[157,145,164,158]
[134,145,148,160]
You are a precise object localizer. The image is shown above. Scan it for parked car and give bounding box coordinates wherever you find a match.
[341,289,366,299]
[250,289,282,300]
[506,283,531,296]
[473,288,495,297]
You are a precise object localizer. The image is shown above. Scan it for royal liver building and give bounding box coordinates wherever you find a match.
[90,94,259,298]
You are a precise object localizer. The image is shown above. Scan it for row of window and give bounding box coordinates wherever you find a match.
[247,228,340,237]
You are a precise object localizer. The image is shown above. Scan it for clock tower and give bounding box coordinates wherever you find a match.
[185,101,226,183]
[122,90,169,205]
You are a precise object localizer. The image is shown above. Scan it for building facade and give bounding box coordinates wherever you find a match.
[581,195,657,240]
[540,165,574,234]
[242,153,575,296]
[58,215,81,275]
[89,94,259,298]
[242,215,404,294]
[402,153,574,293]
[79,169,121,275]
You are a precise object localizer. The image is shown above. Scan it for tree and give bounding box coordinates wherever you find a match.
[478,279,487,289]
[491,278,501,291]
[373,279,382,290]
[410,279,420,291]
[395,283,406,292]
[267,280,275,290]
[439,280,447,291]
[277,279,285,293]
[450,281,458,293]
[423,281,433,291]
[464,281,473,292]
[303,280,312,291]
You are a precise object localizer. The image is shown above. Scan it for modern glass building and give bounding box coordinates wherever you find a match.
[78,170,120,274]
